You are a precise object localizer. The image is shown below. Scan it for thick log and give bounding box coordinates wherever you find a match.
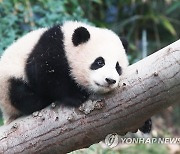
[0,40,179,154]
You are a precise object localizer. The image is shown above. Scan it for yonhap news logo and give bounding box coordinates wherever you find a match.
[105,133,180,148]
[119,137,180,144]
[105,133,119,148]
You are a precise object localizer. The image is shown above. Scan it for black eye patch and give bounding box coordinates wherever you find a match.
[116,62,122,75]
[90,57,105,70]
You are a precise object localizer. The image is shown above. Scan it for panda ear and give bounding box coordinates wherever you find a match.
[72,27,90,46]
[120,37,128,52]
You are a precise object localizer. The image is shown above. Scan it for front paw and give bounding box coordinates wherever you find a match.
[79,99,105,114]
[79,100,97,114]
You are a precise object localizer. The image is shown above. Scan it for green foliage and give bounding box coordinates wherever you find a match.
[173,104,180,126]
[79,0,180,63]
[1,0,179,60]
[0,117,3,126]
[70,143,168,154]
[119,144,168,154]
[0,0,87,54]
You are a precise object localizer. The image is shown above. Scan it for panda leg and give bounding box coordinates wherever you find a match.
[9,78,50,115]
[139,118,152,133]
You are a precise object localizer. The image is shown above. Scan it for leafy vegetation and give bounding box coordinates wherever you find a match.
[0,117,3,125]
[0,0,179,59]
[0,0,87,54]
[70,143,168,154]
[79,0,180,62]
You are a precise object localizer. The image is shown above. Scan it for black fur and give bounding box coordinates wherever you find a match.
[9,78,49,114]
[139,118,152,133]
[120,37,128,52]
[72,27,90,46]
[90,57,105,70]
[9,25,89,115]
[116,62,122,76]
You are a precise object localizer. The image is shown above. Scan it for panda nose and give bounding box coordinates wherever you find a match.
[105,78,116,85]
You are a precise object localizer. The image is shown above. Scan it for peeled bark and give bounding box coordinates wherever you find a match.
[0,40,180,154]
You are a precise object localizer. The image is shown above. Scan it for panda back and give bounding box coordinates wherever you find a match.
[0,28,47,80]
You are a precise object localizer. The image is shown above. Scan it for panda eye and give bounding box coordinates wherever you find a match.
[116,62,122,75]
[96,57,105,66]
[90,57,105,70]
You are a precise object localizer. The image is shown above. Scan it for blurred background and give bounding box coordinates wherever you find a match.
[0,0,179,153]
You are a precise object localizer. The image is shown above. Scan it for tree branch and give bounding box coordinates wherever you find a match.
[0,40,180,154]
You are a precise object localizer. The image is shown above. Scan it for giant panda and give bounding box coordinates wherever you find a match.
[0,21,151,133]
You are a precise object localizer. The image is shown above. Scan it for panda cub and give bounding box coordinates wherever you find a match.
[0,21,128,124]
[0,21,151,133]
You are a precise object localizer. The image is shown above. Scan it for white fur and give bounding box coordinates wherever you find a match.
[62,21,129,93]
[0,28,47,123]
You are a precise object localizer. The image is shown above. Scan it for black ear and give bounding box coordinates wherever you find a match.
[72,27,90,46]
[120,37,128,52]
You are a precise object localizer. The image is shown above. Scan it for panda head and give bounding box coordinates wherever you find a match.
[62,21,129,94]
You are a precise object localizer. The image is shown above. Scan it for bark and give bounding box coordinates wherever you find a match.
[0,40,180,154]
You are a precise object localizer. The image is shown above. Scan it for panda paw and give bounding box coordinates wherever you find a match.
[139,118,152,134]
[79,100,97,114]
